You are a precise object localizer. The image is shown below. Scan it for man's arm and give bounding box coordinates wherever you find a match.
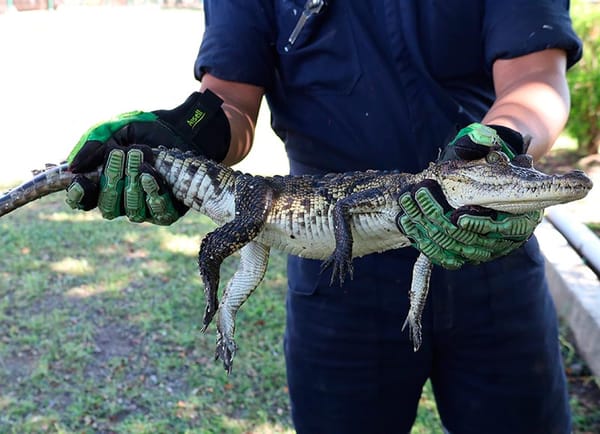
[483,48,570,160]
[200,74,265,166]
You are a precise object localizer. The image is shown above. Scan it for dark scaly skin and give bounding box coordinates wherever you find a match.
[152,152,418,371]
[0,163,101,217]
[0,148,593,372]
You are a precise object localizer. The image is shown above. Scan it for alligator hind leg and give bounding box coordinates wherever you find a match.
[198,177,273,332]
[214,241,270,374]
[199,215,268,331]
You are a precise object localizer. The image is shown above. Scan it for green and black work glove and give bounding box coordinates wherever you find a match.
[397,123,543,269]
[66,90,231,225]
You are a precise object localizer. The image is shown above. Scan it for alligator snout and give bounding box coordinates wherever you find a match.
[565,169,594,190]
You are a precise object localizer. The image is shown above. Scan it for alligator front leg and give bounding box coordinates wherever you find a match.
[321,187,388,285]
[198,176,273,331]
[214,241,270,373]
[402,253,433,351]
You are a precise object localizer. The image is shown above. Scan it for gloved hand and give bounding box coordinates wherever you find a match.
[66,90,231,225]
[397,123,543,269]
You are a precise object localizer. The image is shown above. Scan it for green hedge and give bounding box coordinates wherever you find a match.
[567,1,600,154]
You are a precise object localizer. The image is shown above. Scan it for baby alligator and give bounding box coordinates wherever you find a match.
[0,148,593,373]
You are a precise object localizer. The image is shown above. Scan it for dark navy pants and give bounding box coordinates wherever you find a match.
[284,237,570,434]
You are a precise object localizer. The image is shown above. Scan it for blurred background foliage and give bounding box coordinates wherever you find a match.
[567,0,600,155]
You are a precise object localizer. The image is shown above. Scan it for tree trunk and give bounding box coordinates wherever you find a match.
[589,131,600,155]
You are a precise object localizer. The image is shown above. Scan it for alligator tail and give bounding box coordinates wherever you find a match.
[0,163,101,217]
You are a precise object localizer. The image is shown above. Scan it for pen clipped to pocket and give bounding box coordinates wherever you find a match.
[284,0,327,51]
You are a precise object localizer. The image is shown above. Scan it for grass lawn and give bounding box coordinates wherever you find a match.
[0,193,445,433]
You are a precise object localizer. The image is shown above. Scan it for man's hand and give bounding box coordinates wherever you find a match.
[66,90,231,225]
[437,122,527,161]
[66,145,184,224]
[397,123,543,269]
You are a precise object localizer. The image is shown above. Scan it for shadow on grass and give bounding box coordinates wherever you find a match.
[0,195,293,433]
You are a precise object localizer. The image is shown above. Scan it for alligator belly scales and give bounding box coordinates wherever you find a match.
[0,148,593,373]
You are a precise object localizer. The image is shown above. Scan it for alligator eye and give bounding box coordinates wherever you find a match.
[511,154,534,168]
[485,151,509,164]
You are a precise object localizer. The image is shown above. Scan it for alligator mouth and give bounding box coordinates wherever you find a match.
[468,181,592,210]
[441,173,593,213]
[474,198,576,213]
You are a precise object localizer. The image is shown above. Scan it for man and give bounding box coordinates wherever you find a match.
[67,1,582,433]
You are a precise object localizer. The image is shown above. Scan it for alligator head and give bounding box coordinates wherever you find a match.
[423,150,594,213]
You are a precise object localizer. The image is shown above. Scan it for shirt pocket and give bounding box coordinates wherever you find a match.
[287,255,324,296]
[275,0,362,95]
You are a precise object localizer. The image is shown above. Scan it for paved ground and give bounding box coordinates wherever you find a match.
[0,6,287,185]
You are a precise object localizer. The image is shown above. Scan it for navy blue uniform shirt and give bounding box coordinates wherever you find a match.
[195,3,582,432]
[195,0,581,175]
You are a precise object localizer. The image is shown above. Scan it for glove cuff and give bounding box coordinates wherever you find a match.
[154,90,231,162]
[485,124,527,158]
[439,123,527,162]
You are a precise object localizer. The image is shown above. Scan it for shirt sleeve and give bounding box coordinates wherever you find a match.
[194,0,276,89]
[483,0,582,70]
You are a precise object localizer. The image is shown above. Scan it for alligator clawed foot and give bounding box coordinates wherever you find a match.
[331,259,354,286]
[401,314,422,352]
[215,333,237,374]
[320,253,354,287]
[201,305,217,333]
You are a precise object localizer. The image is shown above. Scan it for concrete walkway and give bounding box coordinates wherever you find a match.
[537,217,600,377]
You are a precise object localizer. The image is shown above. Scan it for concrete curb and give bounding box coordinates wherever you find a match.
[536,217,600,378]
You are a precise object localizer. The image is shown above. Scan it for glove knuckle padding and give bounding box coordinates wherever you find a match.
[502,218,528,237]
[140,172,180,225]
[448,226,479,245]
[141,174,166,214]
[64,175,97,211]
[459,212,538,239]
[65,183,84,207]
[414,187,442,215]
[441,257,464,270]
[433,231,459,250]
[399,215,420,239]
[456,214,495,235]
[460,244,490,262]
[399,193,422,218]
[418,238,439,258]
[124,149,147,222]
[98,149,126,219]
